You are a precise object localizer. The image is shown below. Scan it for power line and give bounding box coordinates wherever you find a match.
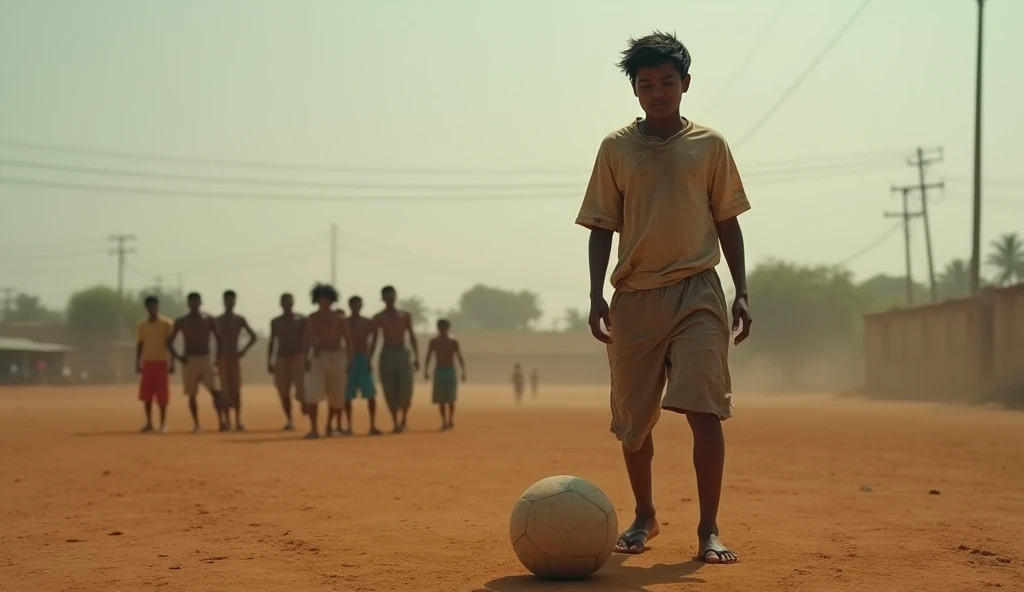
[835,222,903,267]
[0,157,584,192]
[0,138,583,177]
[734,0,875,150]
[0,153,903,189]
[705,0,791,115]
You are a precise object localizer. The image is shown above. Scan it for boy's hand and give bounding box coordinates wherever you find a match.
[461,372,467,383]
[588,297,613,344]
[424,371,430,381]
[731,294,752,345]
[267,363,274,375]
[136,362,143,375]
[177,355,188,364]
[168,364,175,376]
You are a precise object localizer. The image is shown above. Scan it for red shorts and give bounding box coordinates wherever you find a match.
[138,361,170,406]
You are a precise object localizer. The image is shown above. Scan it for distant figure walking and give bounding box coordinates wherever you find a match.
[530,369,539,398]
[512,363,525,403]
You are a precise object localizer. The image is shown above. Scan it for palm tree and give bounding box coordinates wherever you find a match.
[938,258,971,299]
[985,232,1024,287]
[398,296,430,330]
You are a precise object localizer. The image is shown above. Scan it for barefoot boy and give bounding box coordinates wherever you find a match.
[268,293,306,431]
[370,286,418,433]
[168,292,226,433]
[304,284,351,439]
[216,290,257,431]
[345,296,381,435]
[424,319,465,431]
[577,32,752,564]
[135,295,174,433]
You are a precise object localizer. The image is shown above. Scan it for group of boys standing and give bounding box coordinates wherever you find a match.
[135,284,466,439]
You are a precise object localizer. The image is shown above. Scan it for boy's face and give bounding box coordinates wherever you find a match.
[382,291,396,307]
[223,294,236,311]
[438,323,449,335]
[633,62,689,119]
[145,301,158,316]
[280,295,293,312]
[350,300,362,315]
[188,298,201,312]
[318,296,332,310]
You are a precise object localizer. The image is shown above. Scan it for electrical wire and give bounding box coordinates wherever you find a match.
[835,222,903,267]
[734,0,875,150]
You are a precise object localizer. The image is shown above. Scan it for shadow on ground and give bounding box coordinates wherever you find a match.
[475,555,703,592]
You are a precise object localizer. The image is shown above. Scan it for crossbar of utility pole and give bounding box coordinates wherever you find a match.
[108,234,137,341]
[885,187,924,306]
[897,145,944,303]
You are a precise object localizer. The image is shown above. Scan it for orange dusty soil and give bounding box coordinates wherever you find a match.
[1,385,1022,591]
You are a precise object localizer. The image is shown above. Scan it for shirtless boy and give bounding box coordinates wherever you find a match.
[577,32,752,562]
[345,296,381,435]
[369,285,419,433]
[304,283,352,439]
[268,292,306,431]
[424,319,466,431]
[168,292,226,433]
[215,290,257,431]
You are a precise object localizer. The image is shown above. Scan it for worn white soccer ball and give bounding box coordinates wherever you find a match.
[508,475,618,580]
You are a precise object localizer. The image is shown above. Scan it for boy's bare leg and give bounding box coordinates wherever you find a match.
[343,400,353,433]
[615,434,660,554]
[234,393,244,431]
[157,404,167,431]
[141,401,154,432]
[279,394,293,426]
[437,404,446,429]
[686,412,737,564]
[304,404,319,439]
[187,395,200,432]
[367,399,381,435]
[448,402,455,429]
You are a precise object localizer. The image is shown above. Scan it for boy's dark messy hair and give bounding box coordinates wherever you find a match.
[617,31,691,84]
[310,283,339,304]
[144,295,159,305]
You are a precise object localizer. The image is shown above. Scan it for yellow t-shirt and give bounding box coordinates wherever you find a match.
[575,119,751,292]
[137,316,174,363]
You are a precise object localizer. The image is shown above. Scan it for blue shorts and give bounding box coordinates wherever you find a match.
[346,354,377,400]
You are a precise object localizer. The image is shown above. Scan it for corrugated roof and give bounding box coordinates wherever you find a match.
[0,337,75,353]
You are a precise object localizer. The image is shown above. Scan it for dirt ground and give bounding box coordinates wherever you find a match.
[1,385,1022,592]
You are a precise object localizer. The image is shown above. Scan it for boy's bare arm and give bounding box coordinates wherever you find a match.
[406,312,420,369]
[587,228,614,344]
[455,341,466,379]
[424,340,434,378]
[240,317,258,356]
[715,216,752,344]
[367,316,379,360]
[135,340,143,372]
[266,321,277,371]
[167,319,185,362]
[207,316,222,357]
[340,317,354,365]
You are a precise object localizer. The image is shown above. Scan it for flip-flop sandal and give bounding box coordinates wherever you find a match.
[700,536,738,564]
[614,530,650,555]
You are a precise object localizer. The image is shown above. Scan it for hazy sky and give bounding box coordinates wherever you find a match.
[2,0,1022,330]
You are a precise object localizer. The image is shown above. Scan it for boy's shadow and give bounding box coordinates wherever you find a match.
[475,554,703,592]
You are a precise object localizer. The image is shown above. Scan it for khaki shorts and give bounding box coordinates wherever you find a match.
[607,268,733,453]
[182,356,219,397]
[306,350,347,408]
[218,356,242,408]
[273,355,306,401]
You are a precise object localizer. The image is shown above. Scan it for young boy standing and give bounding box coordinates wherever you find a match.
[577,32,752,564]
[136,295,175,433]
[423,319,466,431]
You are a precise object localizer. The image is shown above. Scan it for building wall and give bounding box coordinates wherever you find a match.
[863,284,1024,402]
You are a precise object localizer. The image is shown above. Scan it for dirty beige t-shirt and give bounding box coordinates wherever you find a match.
[575,119,750,292]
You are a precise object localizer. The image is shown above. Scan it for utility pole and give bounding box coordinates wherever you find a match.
[108,234,137,339]
[885,188,923,306]
[330,223,338,287]
[1,287,15,324]
[903,147,944,303]
[969,0,987,294]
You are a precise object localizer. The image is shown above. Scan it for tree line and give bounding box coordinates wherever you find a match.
[4,233,1022,350]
